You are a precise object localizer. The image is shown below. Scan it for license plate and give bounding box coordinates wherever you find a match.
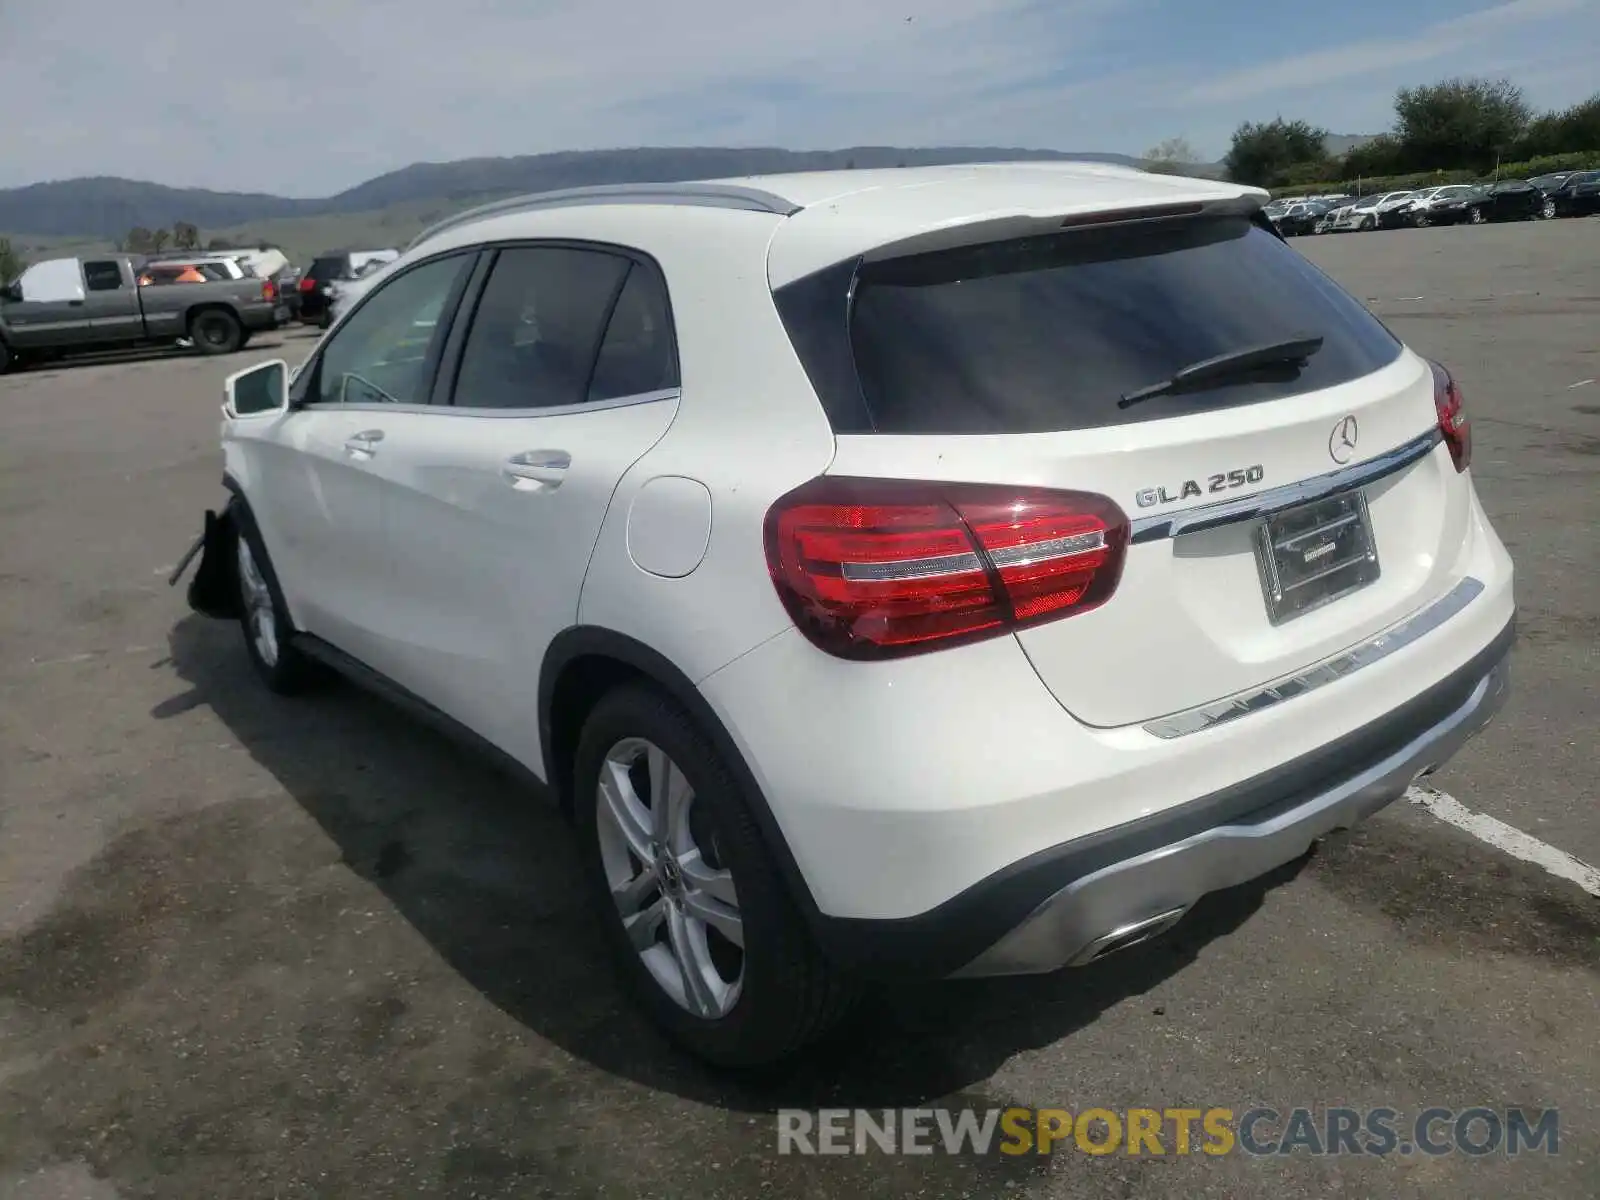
[1254,489,1380,625]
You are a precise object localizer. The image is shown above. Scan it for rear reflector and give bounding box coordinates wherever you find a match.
[1429,360,1471,472]
[764,477,1129,660]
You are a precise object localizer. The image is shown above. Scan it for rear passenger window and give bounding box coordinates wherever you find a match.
[453,247,629,410]
[83,261,123,291]
[588,264,678,402]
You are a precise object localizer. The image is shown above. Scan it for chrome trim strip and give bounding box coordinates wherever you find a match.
[1141,575,1485,740]
[1129,427,1443,545]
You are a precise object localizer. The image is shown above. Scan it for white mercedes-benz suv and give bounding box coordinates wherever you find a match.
[176,164,1515,1068]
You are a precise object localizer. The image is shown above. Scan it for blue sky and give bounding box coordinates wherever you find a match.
[0,0,1594,195]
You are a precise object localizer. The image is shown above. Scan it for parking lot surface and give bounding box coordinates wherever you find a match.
[2,220,1597,1199]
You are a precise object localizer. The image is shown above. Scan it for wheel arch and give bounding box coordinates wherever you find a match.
[538,625,823,928]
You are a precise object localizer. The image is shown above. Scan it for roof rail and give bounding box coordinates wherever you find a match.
[405,181,802,252]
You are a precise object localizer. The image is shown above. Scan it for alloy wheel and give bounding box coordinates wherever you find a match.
[596,737,743,1018]
[236,535,279,667]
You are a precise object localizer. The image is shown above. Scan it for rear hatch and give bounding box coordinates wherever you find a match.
[776,211,1474,728]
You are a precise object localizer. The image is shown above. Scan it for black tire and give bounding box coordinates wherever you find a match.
[190,308,243,355]
[1414,211,1431,228]
[0,338,11,375]
[1468,207,1486,225]
[573,683,851,1068]
[1542,198,1557,220]
[231,506,323,695]
[238,331,253,349]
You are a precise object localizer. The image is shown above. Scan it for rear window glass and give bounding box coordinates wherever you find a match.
[307,255,350,282]
[798,217,1402,435]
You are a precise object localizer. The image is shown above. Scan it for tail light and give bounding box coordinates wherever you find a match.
[1429,360,1471,472]
[261,279,276,302]
[298,276,315,292]
[764,477,1129,660]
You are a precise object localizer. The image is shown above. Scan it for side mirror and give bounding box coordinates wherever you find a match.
[224,359,289,418]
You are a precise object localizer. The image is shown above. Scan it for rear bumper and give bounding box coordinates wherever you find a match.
[238,302,283,332]
[945,615,1511,977]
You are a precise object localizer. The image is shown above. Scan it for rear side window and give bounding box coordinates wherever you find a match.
[452,247,630,410]
[588,264,678,402]
[83,261,124,291]
[784,216,1403,435]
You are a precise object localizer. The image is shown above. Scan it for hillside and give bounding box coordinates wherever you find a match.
[0,145,1148,239]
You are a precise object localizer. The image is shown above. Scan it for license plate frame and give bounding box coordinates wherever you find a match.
[1254,488,1381,626]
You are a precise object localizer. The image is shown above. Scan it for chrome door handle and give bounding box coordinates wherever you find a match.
[343,429,384,458]
[503,450,570,489]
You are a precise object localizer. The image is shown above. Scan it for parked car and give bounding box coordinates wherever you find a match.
[297,248,400,326]
[1325,191,1415,232]
[1528,171,1583,217]
[323,257,393,327]
[1273,199,1332,237]
[174,167,1514,1069]
[1388,185,1475,227]
[1427,180,1544,225]
[0,254,286,372]
[1544,169,1600,218]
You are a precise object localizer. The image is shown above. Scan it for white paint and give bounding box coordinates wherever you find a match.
[626,475,713,579]
[1567,378,1594,389]
[1408,783,1600,897]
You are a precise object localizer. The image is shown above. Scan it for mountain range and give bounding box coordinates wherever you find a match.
[0,146,1174,240]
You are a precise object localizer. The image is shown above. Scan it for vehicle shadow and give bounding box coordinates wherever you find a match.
[160,611,1307,1115]
[13,326,319,376]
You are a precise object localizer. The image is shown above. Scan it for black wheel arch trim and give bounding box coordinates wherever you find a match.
[538,625,827,931]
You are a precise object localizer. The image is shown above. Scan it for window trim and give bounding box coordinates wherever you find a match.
[294,248,482,412]
[432,237,682,417]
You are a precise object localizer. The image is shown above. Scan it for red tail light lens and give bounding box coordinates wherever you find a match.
[764,477,1129,660]
[261,279,276,302]
[298,276,315,292]
[1429,360,1471,472]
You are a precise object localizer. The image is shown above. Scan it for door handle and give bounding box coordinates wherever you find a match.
[503,449,571,489]
[343,429,384,458]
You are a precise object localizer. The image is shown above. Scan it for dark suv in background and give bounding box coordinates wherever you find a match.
[296,249,398,327]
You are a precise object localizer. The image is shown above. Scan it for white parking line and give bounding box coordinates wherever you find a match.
[1407,783,1600,897]
[1567,378,1595,389]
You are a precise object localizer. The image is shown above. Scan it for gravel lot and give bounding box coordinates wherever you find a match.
[2,220,1597,1199]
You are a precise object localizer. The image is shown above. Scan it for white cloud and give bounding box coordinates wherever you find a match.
[1183,0,1593,103]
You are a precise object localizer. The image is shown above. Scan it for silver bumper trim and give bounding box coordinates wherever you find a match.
[952,647,1510,978]
[1143,575,1484,739]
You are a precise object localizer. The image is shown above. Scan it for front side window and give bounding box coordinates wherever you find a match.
[452,247,631,410]
[314,254,471,406]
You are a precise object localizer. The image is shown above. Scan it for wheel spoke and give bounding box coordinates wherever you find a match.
[667,906,719,1017]
[612,863,659,915]
[624,896,666,951]
[646,744,693,844]
[599,759,654,862]
[682,889,743,950]
[677,848,737,906]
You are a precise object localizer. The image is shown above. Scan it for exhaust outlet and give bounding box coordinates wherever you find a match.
[1068,905,1189,967]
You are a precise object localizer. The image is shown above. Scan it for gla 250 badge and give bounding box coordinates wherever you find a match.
[1135,465,1265,509]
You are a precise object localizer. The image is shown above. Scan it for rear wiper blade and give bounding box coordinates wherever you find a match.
[1118,335,1326,409]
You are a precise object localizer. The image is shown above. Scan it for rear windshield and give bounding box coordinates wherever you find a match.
[777,216,1403,435]
[306,255,350,282]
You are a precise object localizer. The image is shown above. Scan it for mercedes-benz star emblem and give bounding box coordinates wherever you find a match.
[1329,415,1359,464]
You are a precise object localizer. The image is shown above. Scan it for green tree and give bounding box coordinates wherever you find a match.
[1224,118,1329,187]
[1143,136,1200,176]
[172,221,200,250]
[1339,134,1406,181]
[0,237,25,283]
[150,228,171,254]
[1516,93,1600,159]
[123,226,155,254]
[1394,77,1531,172]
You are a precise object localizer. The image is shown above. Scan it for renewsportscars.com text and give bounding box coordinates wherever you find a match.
[776,1106,1559,1158]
